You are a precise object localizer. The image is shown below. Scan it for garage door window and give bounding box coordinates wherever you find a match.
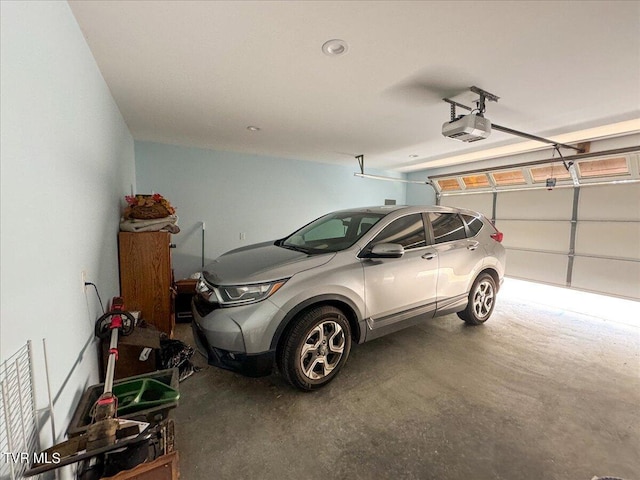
[437,178,461,191]
[492,169,526,186]
[429,213,466,243]
[577,157,629,178]
[462,174,490,189]
[369,214,426,250]
[530,165,572,183]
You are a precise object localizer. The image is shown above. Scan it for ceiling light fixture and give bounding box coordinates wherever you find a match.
[246,126,261,131]
[322,39,349,56]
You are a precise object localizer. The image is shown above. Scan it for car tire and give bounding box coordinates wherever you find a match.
[457,273,497,325]
[279,305,351,391]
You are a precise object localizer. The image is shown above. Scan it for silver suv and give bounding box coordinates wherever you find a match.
[192,205,505,391]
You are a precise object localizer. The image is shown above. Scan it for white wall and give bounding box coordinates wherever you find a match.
[0,0,135,458]
[406,171,437,205]
[135,141,407,279]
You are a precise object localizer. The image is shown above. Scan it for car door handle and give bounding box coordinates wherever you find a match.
[467,243,479,251]
[422,252,437,260]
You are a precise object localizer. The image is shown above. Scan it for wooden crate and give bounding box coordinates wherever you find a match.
[102,451,179,480]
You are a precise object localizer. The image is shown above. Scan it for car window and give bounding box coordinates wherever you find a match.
[461,214,484,237]
[304,218,347,241]
[429,213,466,244]
[369,214,426,250]
[357,216,380,236]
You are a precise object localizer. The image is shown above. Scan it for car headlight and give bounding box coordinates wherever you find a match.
[196,278,217,303]
[197,278,288,306]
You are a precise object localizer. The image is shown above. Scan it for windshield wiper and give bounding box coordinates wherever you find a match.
[280,244,311,254]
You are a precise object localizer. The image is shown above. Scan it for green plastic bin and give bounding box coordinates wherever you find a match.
[113,378,180,416]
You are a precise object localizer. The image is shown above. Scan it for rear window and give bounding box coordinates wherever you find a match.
[429,213,466,244]
[462,214,484,237]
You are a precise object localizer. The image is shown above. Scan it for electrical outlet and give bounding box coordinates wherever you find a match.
[81,270,87,293]
[240,232,246,240]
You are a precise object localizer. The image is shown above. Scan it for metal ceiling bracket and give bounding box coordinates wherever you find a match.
[443,98,471,115]
[470,86,500,115]
[568,164,580,186]
[554,145,579,186]
[356,154,365,175]
[470,86,500,103]
[444,87,500,117]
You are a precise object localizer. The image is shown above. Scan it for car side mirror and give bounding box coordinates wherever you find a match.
[369,243,404,258]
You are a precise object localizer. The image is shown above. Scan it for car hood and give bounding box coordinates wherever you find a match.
[202,241,335,285]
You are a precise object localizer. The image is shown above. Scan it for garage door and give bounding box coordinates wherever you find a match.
[437,153,640,300]
[572,183,640,298]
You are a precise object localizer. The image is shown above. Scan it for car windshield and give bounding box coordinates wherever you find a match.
[279,211,385,254]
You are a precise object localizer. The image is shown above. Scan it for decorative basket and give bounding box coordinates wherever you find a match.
[124,194,176,220]
[128,203,171,219]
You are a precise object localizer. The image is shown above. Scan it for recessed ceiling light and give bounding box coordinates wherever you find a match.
[322,39,349,56]
[246,126,261,131]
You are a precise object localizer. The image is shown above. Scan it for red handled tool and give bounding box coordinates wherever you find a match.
[25,298,146,477]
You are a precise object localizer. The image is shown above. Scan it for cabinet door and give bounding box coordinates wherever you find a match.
[119,232,173,336]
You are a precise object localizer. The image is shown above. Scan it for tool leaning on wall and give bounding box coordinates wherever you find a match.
[24,298,152,477]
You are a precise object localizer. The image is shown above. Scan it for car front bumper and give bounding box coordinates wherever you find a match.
[191,296,277,377]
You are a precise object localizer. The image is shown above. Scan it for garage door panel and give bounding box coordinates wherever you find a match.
[497,189,573,220]
[579,184,640,221]
[499,220,571,253]
[575,222,640,259]
[505,250,568,286]
[443,169,638,298]
[572,257,640,299]
[441,193,493,219]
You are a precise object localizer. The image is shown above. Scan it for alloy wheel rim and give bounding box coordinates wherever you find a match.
[299,320,345,380]
[473,280,494,319]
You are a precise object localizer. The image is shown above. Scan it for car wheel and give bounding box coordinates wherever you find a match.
[457,273,497,325]
[279,305,351,391]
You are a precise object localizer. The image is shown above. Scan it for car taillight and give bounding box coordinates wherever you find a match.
[491,231,503,243]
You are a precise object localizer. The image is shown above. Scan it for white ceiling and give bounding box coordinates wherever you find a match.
[68,0,640,172]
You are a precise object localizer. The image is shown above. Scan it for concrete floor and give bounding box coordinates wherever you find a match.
[173,285,640,480]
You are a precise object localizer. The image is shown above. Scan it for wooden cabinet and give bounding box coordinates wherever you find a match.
[119,232,174,337]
